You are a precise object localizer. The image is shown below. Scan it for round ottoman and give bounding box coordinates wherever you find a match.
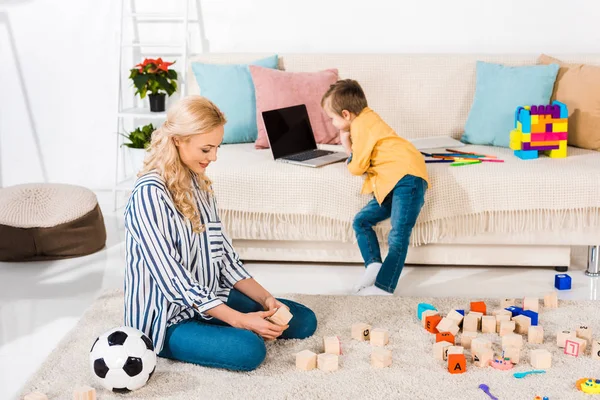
[0,184,106,261]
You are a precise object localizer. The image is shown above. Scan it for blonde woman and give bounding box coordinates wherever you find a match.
[124,96,317,371]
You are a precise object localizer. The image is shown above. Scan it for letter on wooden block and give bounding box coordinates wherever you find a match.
[425,315,442,334]
[592,340,600,360]
[317,353,339,371]
[421,310,439,328]
[503,346,521,364]
[351,323,372,341]
[323,336,342,355]
[448,353,467,374]
[512,315,532,334]
[500,321,516,336]
[73,386,96,400]
[530,349,552,369]
[296,350,317,371]
[460,332,477,350]
[528,326,544,344]
[433,341,453,361]
[482,316,496,334]
[543,292,558,308]
[470,301,487,315]
[501,298,516,308]
[565,338,587,357]
[371,348,392,368]
[576,326,593,345]
[557,330,577,348]
[370,328,389,347]
[502,333,524,349]
[523,297,539,313]
[23,393,48,400]
[436,332,455,345]
[473,348,494,368]
[436,317,460,336]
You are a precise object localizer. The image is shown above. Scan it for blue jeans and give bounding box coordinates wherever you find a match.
[158,289,317,371]
[353,174,427,293]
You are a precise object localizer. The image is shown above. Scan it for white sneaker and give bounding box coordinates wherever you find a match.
[356,285,393,296]
[352,262,382,293]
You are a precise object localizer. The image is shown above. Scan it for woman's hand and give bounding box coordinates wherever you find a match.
[263,296,288,312]
[239,309,288,340]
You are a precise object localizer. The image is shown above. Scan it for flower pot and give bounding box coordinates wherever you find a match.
[149,93,166,112]
[128,147,147,175]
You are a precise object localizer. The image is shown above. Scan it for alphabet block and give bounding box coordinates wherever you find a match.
[417,303,437,320]
[523,297,539,313]
[530,349,552,369]
[528,326,544,344]
[470,301,487,315]
[73,386,96,400]
[556,330,576,348]
[482,316,496,334]
[296,350,317,371]
[436,332,455,345]
[371,348,392,368]
[421,310,439,328]
[592,340,600,360]
[448,353,467,374]
[23,393,48,400]
[370,328,389,347]
[500,298,516,308]
[436,317,460,336]
[512,315,532,334]
[425,314,442,334]
[576,326,593,345]
[460,332,477,350]
[323,336,342,355]
[502,333,523,349]
[317,353,339,371]
[503,346,521,364]
[499,320,516,336]
[447,310,464,326]
[433,341,453,361]
[473,348,494,368]
[351,323,371,341]
[463,314,479,332]
[543,292,558,308]
[565,338,587,357]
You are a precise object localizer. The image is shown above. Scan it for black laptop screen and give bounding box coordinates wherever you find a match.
[262,104,318,159]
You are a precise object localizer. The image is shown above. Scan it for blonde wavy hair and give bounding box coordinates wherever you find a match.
[139,95,226,233]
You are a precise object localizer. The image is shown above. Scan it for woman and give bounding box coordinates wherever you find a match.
[124,96,317,371]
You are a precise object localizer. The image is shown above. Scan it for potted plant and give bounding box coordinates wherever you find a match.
[121,123,155,174]
[129,58,177,112]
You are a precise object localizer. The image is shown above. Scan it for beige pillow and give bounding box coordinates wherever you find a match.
[538,54,600,151]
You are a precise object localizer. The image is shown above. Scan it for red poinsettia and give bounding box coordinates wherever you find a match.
[129,58,178,99]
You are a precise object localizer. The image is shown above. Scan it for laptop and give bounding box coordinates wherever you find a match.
[262,104,348,167]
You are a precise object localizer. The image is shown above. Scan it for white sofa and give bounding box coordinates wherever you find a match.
[186,54,600,274]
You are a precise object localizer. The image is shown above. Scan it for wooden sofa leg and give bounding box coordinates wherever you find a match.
[555,266,568,272]
[587,245,600,277]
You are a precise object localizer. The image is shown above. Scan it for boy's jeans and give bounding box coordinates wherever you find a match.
[352,174,427,293]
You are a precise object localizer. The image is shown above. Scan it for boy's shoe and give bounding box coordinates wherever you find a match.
[352,262,382,293]
[356,285,393,296]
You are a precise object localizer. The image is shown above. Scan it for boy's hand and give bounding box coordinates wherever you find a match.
[340,130,352,155]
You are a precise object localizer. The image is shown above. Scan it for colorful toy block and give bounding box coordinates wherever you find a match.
[510,101,568,160]
[505,306,523,317]
[436,332,455,345]
[417,303,437,320]
[448,353,467,374]
[470,301,487,315]
[522,310,539,326]
[425,314,442,334]
[456,309,465,316]
[555,274,572,290]
[564,338,587,357]
[421,310,439,328]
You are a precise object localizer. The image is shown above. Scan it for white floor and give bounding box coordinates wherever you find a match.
[1,194,598,400]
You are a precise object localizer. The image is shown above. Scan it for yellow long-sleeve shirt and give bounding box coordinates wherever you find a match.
[348,107,430,204]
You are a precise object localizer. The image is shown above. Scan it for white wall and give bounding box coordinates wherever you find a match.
[2,0,599,189]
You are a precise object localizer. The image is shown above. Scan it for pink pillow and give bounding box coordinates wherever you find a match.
[249,65,340,149]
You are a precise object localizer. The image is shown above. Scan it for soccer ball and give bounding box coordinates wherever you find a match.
[89,326,157,393]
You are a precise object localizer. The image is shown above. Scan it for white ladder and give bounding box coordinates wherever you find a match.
[112,0,193,210]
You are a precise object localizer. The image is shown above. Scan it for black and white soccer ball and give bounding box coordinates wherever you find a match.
[89,326,157,393]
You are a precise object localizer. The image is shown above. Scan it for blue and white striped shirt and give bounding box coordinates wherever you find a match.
[124,171,251,352]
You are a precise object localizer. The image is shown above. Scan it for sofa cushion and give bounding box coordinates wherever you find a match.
[249,66,339,149]
[191,55,279,144]
[462,61,559,148]
[538,54,600,151]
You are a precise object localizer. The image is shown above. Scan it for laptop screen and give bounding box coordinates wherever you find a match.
[262,104,318,159]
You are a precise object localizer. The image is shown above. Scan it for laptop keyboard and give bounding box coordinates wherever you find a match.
[285,149,334,162]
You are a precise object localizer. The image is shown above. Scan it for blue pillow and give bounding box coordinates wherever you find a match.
[191,55,279,144]
[461,61,560,148]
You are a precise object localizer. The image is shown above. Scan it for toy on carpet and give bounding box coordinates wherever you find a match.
[296,350,318,371]
[576,378,600,394]
[514,369,546,379]
[490,354,513,370]
[417,302,437,320]
[351,322,371,341]
[510,100,568,160]
[478,383,499,400]
[89,326,156,393]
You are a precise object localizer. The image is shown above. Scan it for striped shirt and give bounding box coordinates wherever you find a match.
[124,171,251,352]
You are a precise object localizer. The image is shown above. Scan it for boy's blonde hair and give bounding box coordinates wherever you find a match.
[321,79,368,115]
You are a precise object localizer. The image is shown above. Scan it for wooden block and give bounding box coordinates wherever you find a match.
[447,310,464,326]
[447,353,467,374]
[447,346,464,355]
[502,333,524,349]
[471,338,492,354]
[523,297,539,312]
[24,393,48,400]
[543,292,558,308]
[592,340,600,360]
[436,332,455,345]
[576,326,593,345]
[495,314,511,333]
[556,329,576,348]
[463,314,479,332]
[421,310,439,328]
[528,326,544,344]
[371,348,392,368]
[436,317,460,336]
[267,306,294,326]
[433,341,453,361]
[501,298,516,308]
[503,346,521,364]
[512,315,532,335]
[460,332,477,350]
[565,337,587,357]
[473,348,494,368]
[425,315,442,334]
[295,350,317,371]
[323,336,342,355]
[370,328,389,346]
[470,301,487,315]
[530,349,552,369]
[73,386,96,400]
[481,316,496,334]
[492,309,513,317]
[499,320,516,336]
[351,323,371,341]
[317,353,339,371]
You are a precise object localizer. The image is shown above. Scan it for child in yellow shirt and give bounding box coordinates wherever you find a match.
[322,79,429,295]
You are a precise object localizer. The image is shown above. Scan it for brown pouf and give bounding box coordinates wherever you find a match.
[0,183,106,261]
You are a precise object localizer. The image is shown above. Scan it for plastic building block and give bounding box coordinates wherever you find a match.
[456,309,465,316]
[470,301,487,315]
[417,303,437,320]
[548,140,567,158]
[514,150,538,160]
[555,274,572,290]
[522,310,539,326]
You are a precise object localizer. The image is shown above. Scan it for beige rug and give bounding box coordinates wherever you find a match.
[21,290,600,400]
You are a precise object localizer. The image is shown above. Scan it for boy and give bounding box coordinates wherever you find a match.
[321,79,429,295]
